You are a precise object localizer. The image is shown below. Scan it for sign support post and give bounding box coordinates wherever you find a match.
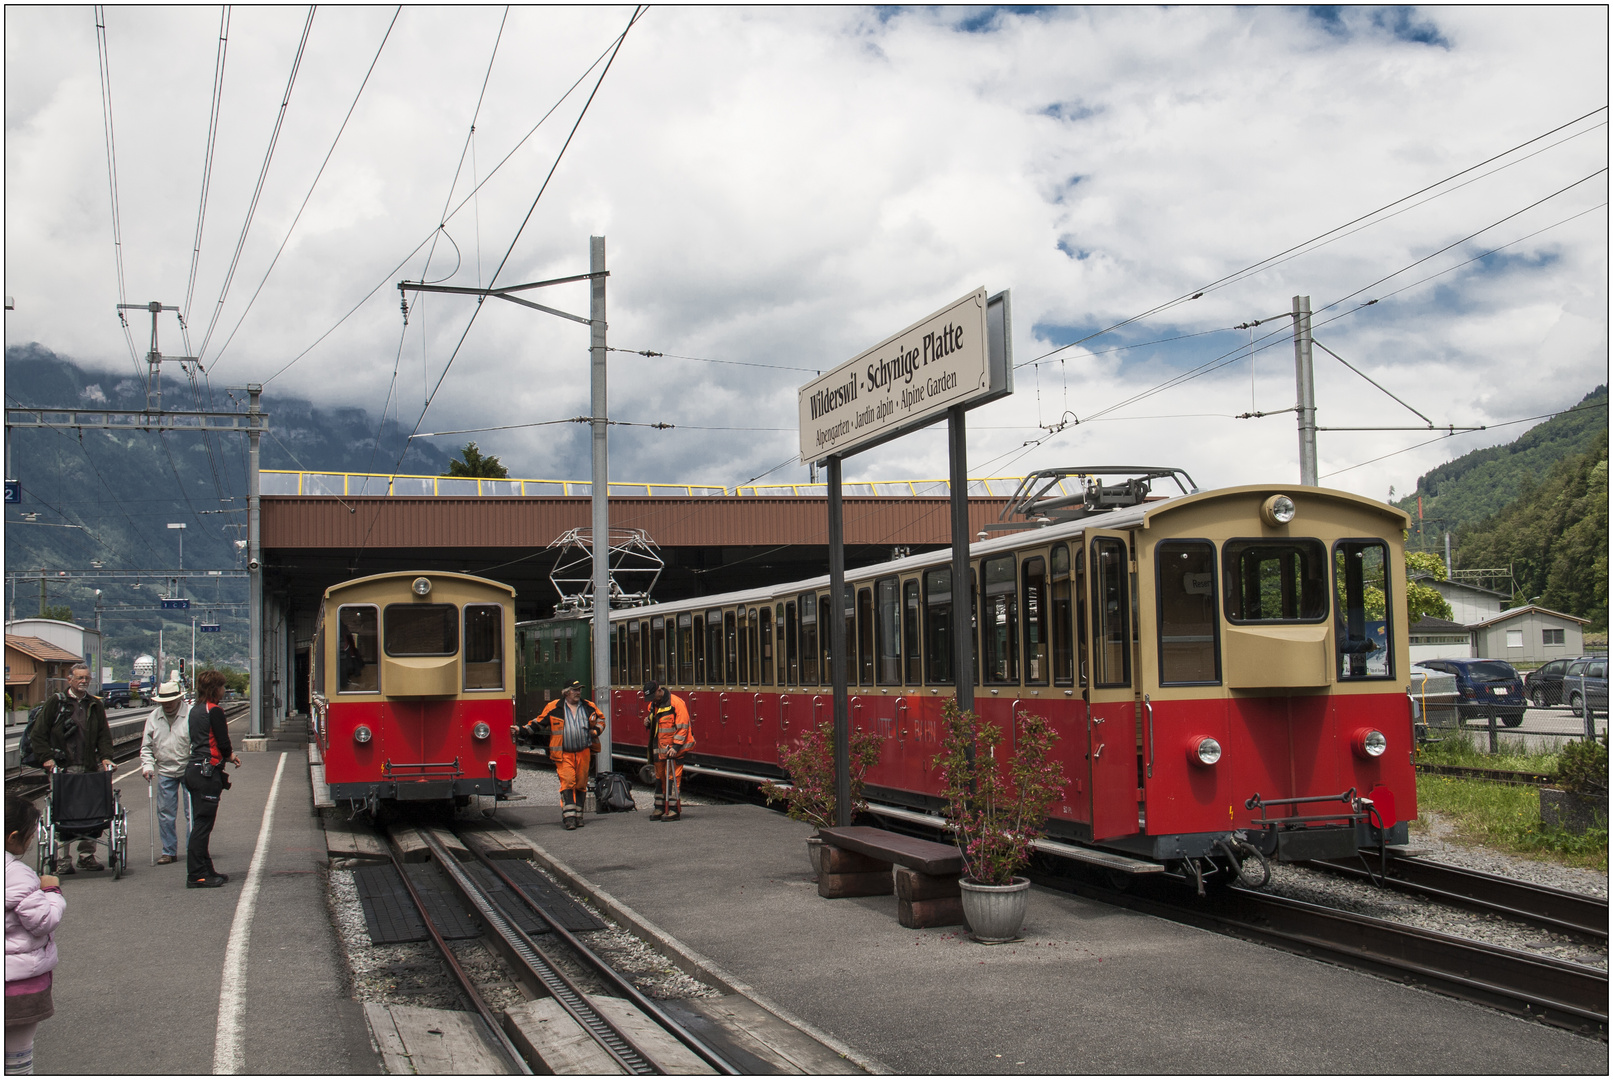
[800,289,1011,826]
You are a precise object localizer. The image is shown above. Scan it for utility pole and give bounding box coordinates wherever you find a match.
[248,384,263,736]
[589,237,613,774]
[1292,295,1318,486]
[38,570,45,617]
[115,300,197,413]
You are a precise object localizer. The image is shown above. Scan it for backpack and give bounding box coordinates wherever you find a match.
[592,771,637,814]
[19,694,62,769]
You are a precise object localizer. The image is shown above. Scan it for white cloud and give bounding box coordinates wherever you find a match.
[4,5,1606,501]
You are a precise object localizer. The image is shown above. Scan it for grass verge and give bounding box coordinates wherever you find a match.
[1412,772,1608,871]
[1415,730,1565,774]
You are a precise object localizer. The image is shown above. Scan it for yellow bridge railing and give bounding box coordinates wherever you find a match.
[260,470,1079,499]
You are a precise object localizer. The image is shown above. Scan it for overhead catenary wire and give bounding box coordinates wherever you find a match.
[182,6,232,331]
[92,6,143,378]
[1319,401,1609,480]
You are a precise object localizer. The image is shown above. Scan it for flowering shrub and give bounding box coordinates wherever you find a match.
[933,700,1066,887]
[761,719,884,831]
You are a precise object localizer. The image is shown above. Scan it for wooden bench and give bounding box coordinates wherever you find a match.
[816,826,967,929]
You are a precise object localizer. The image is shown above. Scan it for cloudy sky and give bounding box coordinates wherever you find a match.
[5,5,1607,501]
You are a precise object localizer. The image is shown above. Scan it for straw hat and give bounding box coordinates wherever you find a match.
[152,681,185,703]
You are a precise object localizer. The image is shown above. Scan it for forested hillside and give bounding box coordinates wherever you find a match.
[1454,429,1609,629]
[1395,386,1607,535]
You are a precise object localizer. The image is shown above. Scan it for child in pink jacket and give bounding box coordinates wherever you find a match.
[5,792,64,1076]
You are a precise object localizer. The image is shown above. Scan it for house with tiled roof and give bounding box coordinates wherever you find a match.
[5,634,84,708]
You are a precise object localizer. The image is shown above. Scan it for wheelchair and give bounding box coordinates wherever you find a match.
[37,770,129,880]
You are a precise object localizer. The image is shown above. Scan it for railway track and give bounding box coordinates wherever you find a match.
[383,823,741,1075]
[1032,861,1608,1039]
[1304,853,1609,941]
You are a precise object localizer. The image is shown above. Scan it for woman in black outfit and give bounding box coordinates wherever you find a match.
[184,670,241,888]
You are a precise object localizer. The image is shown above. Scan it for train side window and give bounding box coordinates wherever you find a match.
[875,577,901,685]
[760,607,774,686]
[1156,541,1220,685]
[337,605,378,693]
[384,603,457,657]
[706,610,723,685]
[1334,540,1393,680]
[983,555,1018,685]
[798,595,819,684]
[1050,545,1074,687]
[924,568,953,684]
[748,607,762,685]
[693,614,706,683]
[628,621,642,685]
[1023,556,1049,686]
[724,610,739,684]
[1091,539,1131,687]
[464,604,505,690]
[651,617,667,686]
[313,618,325,699]
[737,608,751,685]
[1223,539,1328,623]
[821,593,836,686]
[857,586,876,685]
[786,601,800,684]
[902,579,921,685]
[678,613,694,685]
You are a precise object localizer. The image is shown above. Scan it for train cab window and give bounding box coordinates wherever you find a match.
[1091,539,1131,687]
[337,605,378,693]
[786,601,800,684]
[1022,556,1049,686]
[693,614,707,683]
[1334,540,1393,680]
[1050,545,1074,687]
[799,596,819,684]
[678,613,694,685]
[982,555,1018,685]
[875,578,901,685]
[724,610,739,684]
[1156,541,1220,685]
[857,587,876,685]
[651,617,667,686]
[384,603,457,657]
[705,611,723,685]
[464,604,505,690]
[925,567,979,685]
[737,609,751,685]
[760,607,774,686]
[1223,539,1328,623]
[902,580,921,685]
[628,621,642,684]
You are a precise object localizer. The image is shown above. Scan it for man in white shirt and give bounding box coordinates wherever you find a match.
[139,681,191,864]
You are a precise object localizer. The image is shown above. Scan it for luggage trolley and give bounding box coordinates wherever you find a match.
[37,771,129,880]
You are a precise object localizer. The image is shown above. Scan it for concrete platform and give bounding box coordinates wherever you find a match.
[489,799,1608,1075]
[28,742,379,1075]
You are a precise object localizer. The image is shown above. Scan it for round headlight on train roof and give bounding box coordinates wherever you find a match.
[411,576,432,596]
[353,725,372,744]
[472,722,491,741]
[1189,736,1222,767]
[1261,494,1297,527]
[1352,728,1387,759]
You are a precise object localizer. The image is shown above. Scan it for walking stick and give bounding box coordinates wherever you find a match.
[148,777,155,866]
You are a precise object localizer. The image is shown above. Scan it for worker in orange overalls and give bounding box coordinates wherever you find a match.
[641,681,694,821]
[524,680,604,830]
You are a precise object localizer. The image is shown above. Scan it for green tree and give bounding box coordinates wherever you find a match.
[1403,550,1454,622]
[446,441,508,478]
[40,603,73,622]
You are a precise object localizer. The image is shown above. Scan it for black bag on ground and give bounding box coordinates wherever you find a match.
[593,771,636,813]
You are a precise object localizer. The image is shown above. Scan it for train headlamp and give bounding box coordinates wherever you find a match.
[1189,736,1222,767]
[472,722,491,741]
[1261,494,1297,527]
[1352,728,1387,759]
[411,576,432,597]
[353,725,372,744]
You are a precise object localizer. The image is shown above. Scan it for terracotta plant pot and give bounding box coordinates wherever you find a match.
[807,835,825,880]
[959,876,1030,943]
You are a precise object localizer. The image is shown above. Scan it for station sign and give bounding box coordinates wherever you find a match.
[161,598,190,610]
[3,481,18,503]
[200,624,221,632]
[798,288,1012,464]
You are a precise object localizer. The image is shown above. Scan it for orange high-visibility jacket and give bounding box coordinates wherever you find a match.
[528,697,604,758]
[647,694,694,757]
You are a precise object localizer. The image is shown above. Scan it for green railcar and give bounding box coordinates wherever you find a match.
[514,616,593,724]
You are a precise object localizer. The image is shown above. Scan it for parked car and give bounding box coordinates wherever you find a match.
[103,687,147,710]
[1561,657,1607,715]
[1525,655,1608,711]
[1419,658,1527,727]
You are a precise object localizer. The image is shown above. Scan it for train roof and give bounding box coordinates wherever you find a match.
[321,570,517,602]
[605,482,1408,621]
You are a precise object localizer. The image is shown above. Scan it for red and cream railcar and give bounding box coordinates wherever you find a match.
[602,484,1415,868]
[312,572,517,812]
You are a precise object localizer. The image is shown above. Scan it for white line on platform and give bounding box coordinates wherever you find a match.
[212,751,287,1075]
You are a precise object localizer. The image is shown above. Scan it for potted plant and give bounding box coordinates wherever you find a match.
[761,719,883,877]
[1540,735,1608,834]
[933,700,1066,943]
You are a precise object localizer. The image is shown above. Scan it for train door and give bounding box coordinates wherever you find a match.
[1085,529,1140,841]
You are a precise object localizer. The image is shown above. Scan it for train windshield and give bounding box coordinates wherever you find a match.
[1222,539,1328,623]
[384,603,459,656]
[337,605,379,692]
